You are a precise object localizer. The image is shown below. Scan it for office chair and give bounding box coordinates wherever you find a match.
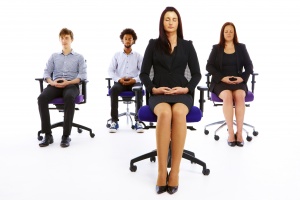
[35,78,95,141]
[105,78,145,129]
[129,67,210,176]
[200,72,258,141]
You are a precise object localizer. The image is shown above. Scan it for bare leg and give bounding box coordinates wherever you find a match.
[154,103,172,186]
[233,90,246,142]
[219,90,235,142]
[168,103,189,187]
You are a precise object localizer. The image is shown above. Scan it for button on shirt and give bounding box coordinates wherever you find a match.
[43,50,87,81]
[108,51,143,83]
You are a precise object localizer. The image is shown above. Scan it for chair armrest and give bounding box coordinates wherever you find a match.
[80,80,88,103]
[197,85,208,113]
[250,72,258,94]
[35,78,45,93]
[132,85,143,92]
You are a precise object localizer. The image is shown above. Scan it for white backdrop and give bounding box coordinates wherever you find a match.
[0,0,299,198]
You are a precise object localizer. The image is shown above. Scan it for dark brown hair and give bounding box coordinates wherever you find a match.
[157,7,183,54]
[120,28,137,44]
[59,28,74,40]
[218,22,239,48]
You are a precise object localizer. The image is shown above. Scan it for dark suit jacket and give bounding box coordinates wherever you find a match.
[206,43,253,92]
[140,38,201,95]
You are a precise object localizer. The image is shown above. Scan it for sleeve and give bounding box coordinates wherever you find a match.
[43,54,54,82]
[206,45,224,83]
[132,53,143,83]
[186,41,201,93]
[240,44,253,83]
[139,39,156,93]
[108,53,120,82]
[76,55,87,80]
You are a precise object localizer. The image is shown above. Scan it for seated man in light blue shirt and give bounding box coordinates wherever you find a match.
[108,28,143,133]
[38,28,87,148]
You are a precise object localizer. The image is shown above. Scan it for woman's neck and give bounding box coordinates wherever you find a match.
[166,32,177,46]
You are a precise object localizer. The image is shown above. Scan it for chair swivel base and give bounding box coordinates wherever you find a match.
[129,148,210,176]
[204,120,258,141]
[106,112,136,130]
[37,121,95,141]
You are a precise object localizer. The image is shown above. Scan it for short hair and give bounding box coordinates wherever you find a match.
[120,28,137,44]
[219,22,239,48]
[158,7,183,54]
[59,28,74,40]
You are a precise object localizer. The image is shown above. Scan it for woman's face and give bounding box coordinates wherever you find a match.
[163,11,178,34]
[223,25,235,42]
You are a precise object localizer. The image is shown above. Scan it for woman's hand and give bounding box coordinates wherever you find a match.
[221,76,243,84]
[152,87,171,94]
[152,87,188,95]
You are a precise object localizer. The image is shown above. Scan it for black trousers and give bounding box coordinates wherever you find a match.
[38,84,79,136]
[110,82,142,122]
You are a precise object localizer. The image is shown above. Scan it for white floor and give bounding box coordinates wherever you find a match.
[1,93,299,200]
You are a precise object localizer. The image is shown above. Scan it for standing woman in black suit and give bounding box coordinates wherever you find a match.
[206,22,253,147]
[140,7,201,194]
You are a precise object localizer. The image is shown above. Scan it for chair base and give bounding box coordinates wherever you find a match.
[204,120,258,141]
[37,121,95,141]
[106,112,136,130]
[129,146,210,176]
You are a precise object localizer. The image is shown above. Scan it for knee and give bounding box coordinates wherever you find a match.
[63,95,76,104]
[172,109,186,119]
[38,94,48,105]
[157,110,172,120]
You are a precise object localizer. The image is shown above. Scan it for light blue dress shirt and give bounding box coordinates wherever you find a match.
[43,50,87,81]
[108,50,143,83]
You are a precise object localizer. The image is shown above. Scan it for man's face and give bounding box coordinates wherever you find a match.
[122,34,134,48]
[60,34,73,49]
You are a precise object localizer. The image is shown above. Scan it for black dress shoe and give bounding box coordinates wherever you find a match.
[167,185,178,195]
[60,136,71,148]
[39,135,53,147]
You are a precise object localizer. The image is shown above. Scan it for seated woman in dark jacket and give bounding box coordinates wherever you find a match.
[206,22,253,147]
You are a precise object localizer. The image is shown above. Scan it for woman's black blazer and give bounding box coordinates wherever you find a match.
[140,38,201,95]
[206,43,253,92]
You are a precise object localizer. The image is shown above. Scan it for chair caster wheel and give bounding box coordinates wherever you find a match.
[214,135,219,141]
[202,169,210,175]
[90,133,95,138]
[204,130,209,135]
[253,131,258,136]
[150,156,156,162]
[131,125,135,129]
[246,136,252,141]
[130,165,137,172]
[78,128,82,133]
[38,135,43,141]
[106,124,111,128]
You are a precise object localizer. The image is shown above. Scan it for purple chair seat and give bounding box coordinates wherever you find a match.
[211,91,254,102]
[138,105,202,123]
[108,90,145,97]
[49,95,84,104]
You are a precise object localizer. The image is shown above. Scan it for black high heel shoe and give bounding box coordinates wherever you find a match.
[167,185,178,195]
[235,134,244,147]
[227,134,236,147]
[167,172,178,195]
[156,172,169,194]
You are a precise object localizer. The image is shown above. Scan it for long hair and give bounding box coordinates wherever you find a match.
[157,7,183,54]
[218,22,239,48]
